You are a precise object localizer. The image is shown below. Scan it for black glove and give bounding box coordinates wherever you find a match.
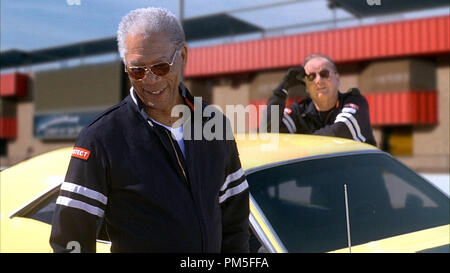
[275,66,306,97]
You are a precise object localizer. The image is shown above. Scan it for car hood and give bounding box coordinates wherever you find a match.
[329,224,450,253]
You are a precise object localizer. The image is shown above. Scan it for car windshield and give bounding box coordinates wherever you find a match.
[247,152,450,253]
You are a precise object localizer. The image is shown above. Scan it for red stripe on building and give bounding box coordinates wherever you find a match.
[185,15,450,77]
[0,117,17,139]
[365,91,437,125]
[0,73,28,97]
[248,98,303,130]
[247,91,437,129]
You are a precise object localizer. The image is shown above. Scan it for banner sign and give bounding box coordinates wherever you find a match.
[34,112,100,139]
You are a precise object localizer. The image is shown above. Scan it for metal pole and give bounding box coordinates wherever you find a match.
[344,184,352,253]
[179,0,184,22]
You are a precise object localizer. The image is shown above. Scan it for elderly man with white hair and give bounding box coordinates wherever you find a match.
[50,7,250,253]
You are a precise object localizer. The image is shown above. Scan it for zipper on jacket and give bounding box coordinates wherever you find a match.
[165,129,206,251]
[165,130,188,183]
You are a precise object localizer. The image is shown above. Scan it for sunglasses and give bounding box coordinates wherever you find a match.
[125,48,180,80]
[305,69,332,81]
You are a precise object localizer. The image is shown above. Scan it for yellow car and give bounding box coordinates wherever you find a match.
[1,134,449,253]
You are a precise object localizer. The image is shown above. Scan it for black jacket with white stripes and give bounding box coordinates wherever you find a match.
[264,87,377,146]
[50,83,250,253]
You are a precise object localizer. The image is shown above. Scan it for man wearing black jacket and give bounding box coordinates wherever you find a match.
[264,53,377,146]
[50,7,249,253]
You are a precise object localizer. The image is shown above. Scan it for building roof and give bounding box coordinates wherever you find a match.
[1,38,117,69]
[333,0,449,17]
[0,14,261,69]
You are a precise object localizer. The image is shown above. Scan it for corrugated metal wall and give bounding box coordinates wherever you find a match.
[185,15,449,77]
[365,91,437,125]
[0,73,28,97]
[0,117,17,139]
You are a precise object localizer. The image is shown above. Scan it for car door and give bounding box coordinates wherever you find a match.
[7,184,111,253]
[247,151,449,253]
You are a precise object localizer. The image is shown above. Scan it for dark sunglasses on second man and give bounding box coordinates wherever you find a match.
[305,69,332,82]
[125,48,180,80]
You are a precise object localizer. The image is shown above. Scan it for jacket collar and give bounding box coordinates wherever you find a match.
[129,82,196,127]
[179,82,195,111]
[304,98,316,116]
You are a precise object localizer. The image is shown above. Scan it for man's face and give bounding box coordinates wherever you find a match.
[124,32,187,112]
[304,57,340,111]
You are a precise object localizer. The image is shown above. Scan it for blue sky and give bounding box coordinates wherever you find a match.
[0,0,353,51]
[1,0,448,51]
[1,0,174,50]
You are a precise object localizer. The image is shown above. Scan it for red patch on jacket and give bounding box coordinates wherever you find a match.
[72,147,91,160]
[343,103,359,111]
[284,108,292,115]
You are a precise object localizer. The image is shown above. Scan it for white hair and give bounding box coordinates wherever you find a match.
[117,7,185,62]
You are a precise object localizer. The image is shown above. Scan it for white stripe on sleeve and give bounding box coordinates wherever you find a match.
[56,196,105,217]
[335,116,360,142]
[219,180,249,204]
[342,107,357,114]
[61,182,108,205]
[282,118,295,134]
[221,168,245,192]
[283,113,297,133]
[338,112,366,142]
